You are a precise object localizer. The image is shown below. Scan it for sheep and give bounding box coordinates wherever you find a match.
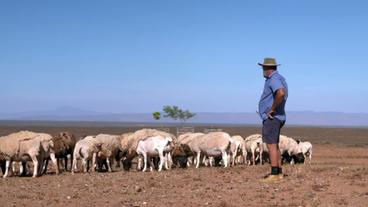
[136,135,173,172]
[279,135,304,164]
[71,136,102,174]
[42,132,76,174]
[96,148,112,172]
[190,132,233,168]
[230,135,247,166]
[93,134,120,172]
[119,129,176,171]
[244,134,263,165]
[0,154,6,176]
[176,132,204,167]
[297,140,313,164]
[11,161,27,176]
[0,131,57,178]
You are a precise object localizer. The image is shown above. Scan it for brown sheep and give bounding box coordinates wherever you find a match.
[43,132,76,174]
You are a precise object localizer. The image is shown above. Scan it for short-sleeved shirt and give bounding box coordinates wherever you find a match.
[258,71,288,121]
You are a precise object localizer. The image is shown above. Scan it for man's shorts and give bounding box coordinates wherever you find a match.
[262,118,285,144]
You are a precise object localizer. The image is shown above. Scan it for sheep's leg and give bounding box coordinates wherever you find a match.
[187,156,192,167]
[107,158,112,172]
[68,154,73,172]
[242,152,247,165]
[196,152,202,168]
[71,157,77,174]
[42,158,49,175]
[49,153,59,175]
[158,151,165,172]
[142,153,148,172]
[227,154,231,167]
[19,162,23,175]
[252,151,255,165]
[3,160,11,178]
[260,150,263,165]
[91,153,96,172]
[165,152,172,170]
[31,156,39,178]
[169,152,173,169]
[64,157,68,171]
[202,156,208,167]
[209,157,214,167]
[232,153,236,166]
[290,153,295,165]
[222,151,228,168]
[82,159,88,173]
[164,154,169,170]
[309,150,312,164]
[149,158,155,172]
[137,156,142,171]
[12,162,17,175]
[38,158,46,176]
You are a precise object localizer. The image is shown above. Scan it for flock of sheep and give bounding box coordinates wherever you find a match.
[0,128,313,178]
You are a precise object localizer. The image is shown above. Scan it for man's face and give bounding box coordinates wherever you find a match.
[262,66,276,78]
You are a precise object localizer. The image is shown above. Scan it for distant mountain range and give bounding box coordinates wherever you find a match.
[0,107,368,127]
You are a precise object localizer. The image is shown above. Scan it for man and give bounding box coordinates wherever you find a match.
[258,57,288,182]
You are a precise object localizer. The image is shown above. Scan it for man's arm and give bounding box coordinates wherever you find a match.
[267,88,286,119]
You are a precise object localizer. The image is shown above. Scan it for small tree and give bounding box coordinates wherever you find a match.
[152,111,163,128]
[163,105,196,125]
[152,111,161,121]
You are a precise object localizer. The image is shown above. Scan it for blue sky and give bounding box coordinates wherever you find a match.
[1,1,368,114]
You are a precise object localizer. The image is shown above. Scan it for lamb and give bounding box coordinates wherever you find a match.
[297,140,313,163]
[93,134,120,172]
[136,135,173,172]
[230,135,247,166]
[71,136,102,174]
[0,131,57,178]
[190,132,233,168]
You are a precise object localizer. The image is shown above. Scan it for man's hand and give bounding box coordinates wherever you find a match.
[267,110,275,119]
[268,88,286,119]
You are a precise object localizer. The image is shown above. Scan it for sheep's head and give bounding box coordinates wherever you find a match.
[41,139,54,153]
[98,150,112,158]
[166,136,173,143]
[94,143,103,152]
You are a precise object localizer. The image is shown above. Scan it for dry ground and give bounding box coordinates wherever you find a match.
[0,122,367,206]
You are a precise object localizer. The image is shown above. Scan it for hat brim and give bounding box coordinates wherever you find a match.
[258,63,281,67]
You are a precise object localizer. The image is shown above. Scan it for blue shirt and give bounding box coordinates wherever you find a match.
[258,71,288,121]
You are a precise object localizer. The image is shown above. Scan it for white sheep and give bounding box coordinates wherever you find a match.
[136,135,173,172]
[190,132,233,168]
[71,136,102,174]
[119,129,176,171]
[297,140,313,164]
[177,132,204,167]
[244,134,263,165]
[0,131,57,178]
[230,135,247,166]
[279,135,303,164]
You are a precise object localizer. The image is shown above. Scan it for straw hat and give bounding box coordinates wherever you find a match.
[258,57,281,67]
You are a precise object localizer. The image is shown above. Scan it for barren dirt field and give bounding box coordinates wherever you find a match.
[0,122,367,207]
